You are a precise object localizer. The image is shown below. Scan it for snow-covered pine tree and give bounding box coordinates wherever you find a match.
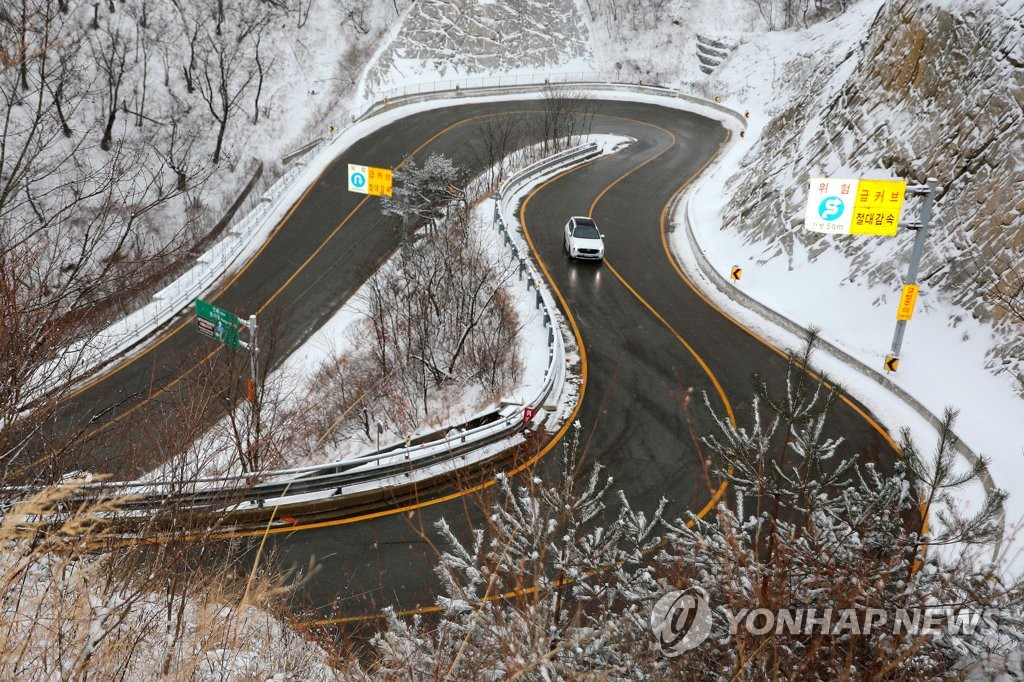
[368,422,672,679]
[380,153,462,238]
[661,333,1021,679]
[364,335,1021,679]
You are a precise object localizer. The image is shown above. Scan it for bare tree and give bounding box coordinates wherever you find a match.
[0,1,197,482]
[360,201,521,418]
[538,86,600,152]
[470,114,524,190]
[90,16,131,151]
[251,18,273,124]
[194,0,277,164]
[174,4,200,94]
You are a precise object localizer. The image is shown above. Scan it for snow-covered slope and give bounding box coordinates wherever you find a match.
[720,0,1024,389]
[363,0,594,98]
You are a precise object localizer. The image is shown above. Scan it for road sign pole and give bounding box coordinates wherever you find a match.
[887,178,937,365]
[247,314,258,403]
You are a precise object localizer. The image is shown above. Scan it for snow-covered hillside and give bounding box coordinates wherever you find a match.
[0,0,410,332]
[719,0,1024,390]
[363,0,593,97]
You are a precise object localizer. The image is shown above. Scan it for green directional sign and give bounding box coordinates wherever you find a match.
[195,298,241,348]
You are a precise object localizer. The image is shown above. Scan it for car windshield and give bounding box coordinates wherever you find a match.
[573,222,601,239]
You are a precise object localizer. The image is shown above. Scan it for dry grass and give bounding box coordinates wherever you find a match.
[0,482,339,681]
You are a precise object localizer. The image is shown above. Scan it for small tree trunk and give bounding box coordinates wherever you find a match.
[212,118,226,164]
[101,108,116,150]
[137,61,147,127]
[253,46,264,124]
[54,83,72,137]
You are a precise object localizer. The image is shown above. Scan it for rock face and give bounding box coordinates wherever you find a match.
[722,0,1024,386]
[364,0,592,97]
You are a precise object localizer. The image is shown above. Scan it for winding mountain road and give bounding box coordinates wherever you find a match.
[24,94,898,628]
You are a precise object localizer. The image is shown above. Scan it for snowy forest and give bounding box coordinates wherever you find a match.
[2,0,1024,678]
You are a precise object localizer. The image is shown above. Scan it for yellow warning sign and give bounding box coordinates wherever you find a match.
[884,356,900,372]
[730,266,742,281]
[347,164,393,197]
[367,166,393,197]
[849,179,907,236]
[896,284,919,321]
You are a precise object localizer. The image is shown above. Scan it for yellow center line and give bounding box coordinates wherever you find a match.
[106,113,740,627]
[299,118,740,627]
[107,156,603,550]
[581,118,736,425]
[23,113,538,473]
[655,132,900,453]
[602,261,736,426]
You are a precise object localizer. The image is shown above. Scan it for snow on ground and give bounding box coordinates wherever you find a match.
[665,0,1024,560]
[352,0,1024,564]
[267,184,557,465]
[361,0,594,101]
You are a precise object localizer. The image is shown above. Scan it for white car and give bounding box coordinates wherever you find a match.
[563,216,605,261]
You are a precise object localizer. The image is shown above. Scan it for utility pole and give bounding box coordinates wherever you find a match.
[885,178,938,372]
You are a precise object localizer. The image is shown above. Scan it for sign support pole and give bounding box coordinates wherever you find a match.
[887,178,937,367]
[247,314,259,403]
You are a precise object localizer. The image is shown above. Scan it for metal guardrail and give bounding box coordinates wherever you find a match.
[676,165,1001,555]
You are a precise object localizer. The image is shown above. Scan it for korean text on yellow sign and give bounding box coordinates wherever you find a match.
[367,166,393,197]
[849,179,907,236]
[896,284,919,321]
[805,177,907,236]
[347,163,393,197]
